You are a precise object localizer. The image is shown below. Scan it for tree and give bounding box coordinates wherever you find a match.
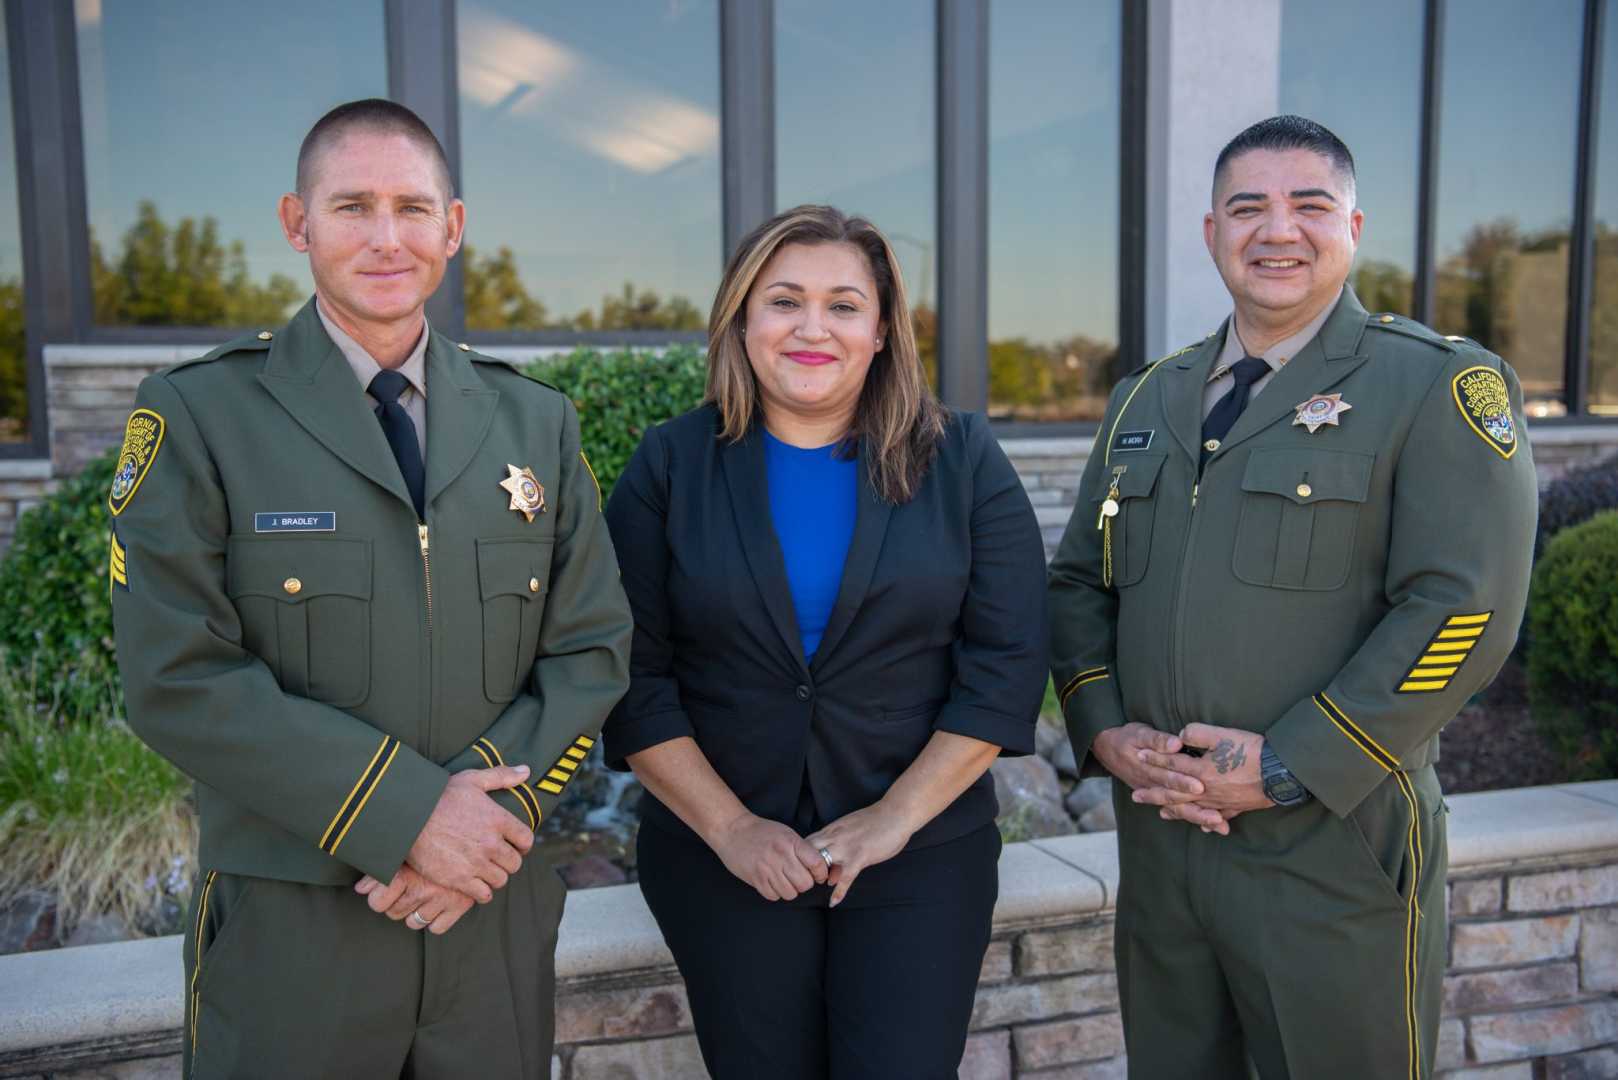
[572,282,704,332]
[462,244,549,331]
[90,201,300,327]
[0,276,24,442]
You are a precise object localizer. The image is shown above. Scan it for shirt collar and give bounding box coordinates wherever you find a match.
[316,297,429,399]
[1209,286,1343,383]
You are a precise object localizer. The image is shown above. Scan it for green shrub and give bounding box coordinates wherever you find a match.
[527,344,708,501]
[0,659,194,938]
[0,450,122,719]
[1527,510,1618,779]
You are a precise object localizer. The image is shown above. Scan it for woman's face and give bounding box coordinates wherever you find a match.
[742,241,887,432]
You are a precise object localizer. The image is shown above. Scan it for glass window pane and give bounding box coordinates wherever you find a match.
[1434,1,1582,417]
[988,0,1119,422]
[76,1,386,328]
[1280,0,1423,317]
[0,9,25,444]
[1588,2,1618,416]
[457,0,719,332]
[776,0,936,379]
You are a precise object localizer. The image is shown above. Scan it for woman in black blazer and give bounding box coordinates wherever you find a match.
[603,205,1049,1079]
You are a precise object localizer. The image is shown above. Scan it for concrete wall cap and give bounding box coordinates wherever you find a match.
[1448,781,1618,869]
[995,436,1099,457]
[44,345,191,368]
[0,935,181,1053]
[0,459,52,480]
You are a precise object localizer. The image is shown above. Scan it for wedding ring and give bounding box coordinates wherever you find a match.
[818,847,834,869]
[407,910,430,929]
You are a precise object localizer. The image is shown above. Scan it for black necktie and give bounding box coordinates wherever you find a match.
[1201,356,1271,463]
[370,370,425,519]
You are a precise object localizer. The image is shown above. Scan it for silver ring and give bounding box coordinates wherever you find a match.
[407,910,430,929]
[818,847,834,869]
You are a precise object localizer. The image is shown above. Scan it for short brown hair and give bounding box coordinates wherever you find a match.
[296,98,454,204]
[707,204,946,505]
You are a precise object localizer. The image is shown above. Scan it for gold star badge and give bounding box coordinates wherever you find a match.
[499,464,545,522]
[1293,393,1353,434]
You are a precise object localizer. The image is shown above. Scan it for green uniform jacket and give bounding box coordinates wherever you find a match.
[1049,288,1538,816]
[108,299,633,885]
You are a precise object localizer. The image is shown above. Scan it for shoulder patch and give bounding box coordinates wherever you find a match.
[108,408,165,515]
[1451,365,1518,459]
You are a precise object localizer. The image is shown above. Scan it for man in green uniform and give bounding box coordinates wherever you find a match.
[1049,116,1538,1079]
[108,99,632,1078]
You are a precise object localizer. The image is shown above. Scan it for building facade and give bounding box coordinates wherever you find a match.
[1,0,1616,550]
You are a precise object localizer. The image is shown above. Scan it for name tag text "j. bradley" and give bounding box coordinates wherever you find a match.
[254,512,336,533]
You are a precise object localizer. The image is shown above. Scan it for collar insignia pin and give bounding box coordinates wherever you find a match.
[1293,393,1353,434]
[500,464,546,522]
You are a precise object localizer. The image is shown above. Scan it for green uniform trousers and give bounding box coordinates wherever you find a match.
[1113,766,1447,1080]
[180,863,566,1080]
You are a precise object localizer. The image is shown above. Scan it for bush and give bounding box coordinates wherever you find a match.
[0,450,122,719]
[1535,452,1618,562]
[0,659,194,940]
[527,344,708,501]
[1526,510,1618,779]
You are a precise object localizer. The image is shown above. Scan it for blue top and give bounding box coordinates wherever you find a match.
[764,430,859,660]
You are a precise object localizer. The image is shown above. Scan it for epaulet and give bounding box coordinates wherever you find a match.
[1366,312,1457,352]
[167,329,276,372]
[1125,332,1212,377]
[457,341,563,393]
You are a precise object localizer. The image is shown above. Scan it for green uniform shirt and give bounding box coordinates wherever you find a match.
[108,298,633,885]
[1049,288,1539,816]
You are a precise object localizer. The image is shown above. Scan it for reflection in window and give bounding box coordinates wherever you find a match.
[1434,1,1582,417]
[0,10,23,443]
[1280,0,1422,317]
[776,0,936,382]
[457,0,718,332]
[75,1,385,327]
[987,0,1119,421]
[1588,0,1618,415]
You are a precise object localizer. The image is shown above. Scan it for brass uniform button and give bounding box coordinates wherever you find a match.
[1203,439,1220,453]
[528,577,540,593]
[1379,314,1395,324]
[257,330,274,340]
[283,577,302,595]
[1296,483,1313,498]
[458,342,472,351]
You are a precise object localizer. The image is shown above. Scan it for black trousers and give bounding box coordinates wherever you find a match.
[637,820,1000,1080]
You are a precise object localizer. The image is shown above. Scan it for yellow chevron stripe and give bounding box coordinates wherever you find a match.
[537,780,564,794]
[1445,613,1492,626]
[1399,680,1449,692]
[554,757,579,772]
[1437,627,1484,640]
[575,734,596,749]
[1410,666,1460,678]
[321,737,391,850]
[547,768,570,783]
[330,741,401,853]
[1424,641,1474,654]
[565,747,587,761]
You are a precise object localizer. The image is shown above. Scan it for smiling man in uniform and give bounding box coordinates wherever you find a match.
[1048,116,1538,1077]
[109,99,631,1078]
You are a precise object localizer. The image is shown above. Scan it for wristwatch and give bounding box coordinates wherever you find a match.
[1261,743,1311,806]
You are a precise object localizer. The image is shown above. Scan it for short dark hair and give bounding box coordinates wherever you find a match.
[296,98,454,203]
[1213,115,1356,199]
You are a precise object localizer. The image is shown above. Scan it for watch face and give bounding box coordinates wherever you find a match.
[1265,773,1305,805]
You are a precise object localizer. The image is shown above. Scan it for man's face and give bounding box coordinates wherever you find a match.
[1204,147,1362,325]
[278,130,464,328]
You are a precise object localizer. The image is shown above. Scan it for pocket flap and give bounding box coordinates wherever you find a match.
[1241,448,1374,505]
[225,537,371,603]
[1092,452,1166,501]
[477,537,555,601]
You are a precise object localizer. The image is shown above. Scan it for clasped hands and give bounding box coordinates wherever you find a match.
[354,764,537,935]
[708,801,915,908]
[1093,722,1272,836]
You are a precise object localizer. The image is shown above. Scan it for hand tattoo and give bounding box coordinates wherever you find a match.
[1210,739,1247,775]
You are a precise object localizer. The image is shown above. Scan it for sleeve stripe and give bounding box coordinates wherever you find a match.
[477,738,506,766]
[1447,613,1492,626]
[327,740,401,854]
[1313,693,1399,772]
[1398,612,1492,694]
[510,781,539,831]
[469,742,496,769]
[580,451,603,511]
[320,736,394,851]
[1399,680,1449,692]
[1436,627,1484,640]
[1058,666,1110,707]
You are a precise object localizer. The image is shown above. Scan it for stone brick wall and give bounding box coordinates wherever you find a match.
[0,462,53,555]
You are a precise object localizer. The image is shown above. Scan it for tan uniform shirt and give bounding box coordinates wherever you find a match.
[316,299,429,453]
[1202,287,1342,420]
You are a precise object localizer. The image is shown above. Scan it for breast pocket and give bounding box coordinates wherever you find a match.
[477,537,554,703]
[1233,448,1374,591]
[226,537,372,707]
[1090,453,1166,587]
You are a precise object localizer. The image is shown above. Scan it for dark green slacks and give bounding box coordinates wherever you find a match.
[180,863,566,1079]
[1113,765,1447,1080]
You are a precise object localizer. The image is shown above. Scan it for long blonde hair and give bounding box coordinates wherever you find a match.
[706,204,947,505]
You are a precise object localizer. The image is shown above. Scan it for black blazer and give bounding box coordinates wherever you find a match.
[603,405,1049,851]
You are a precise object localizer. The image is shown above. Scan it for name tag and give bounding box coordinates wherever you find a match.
[1111,429,1155,452]
[255,512,336,533]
